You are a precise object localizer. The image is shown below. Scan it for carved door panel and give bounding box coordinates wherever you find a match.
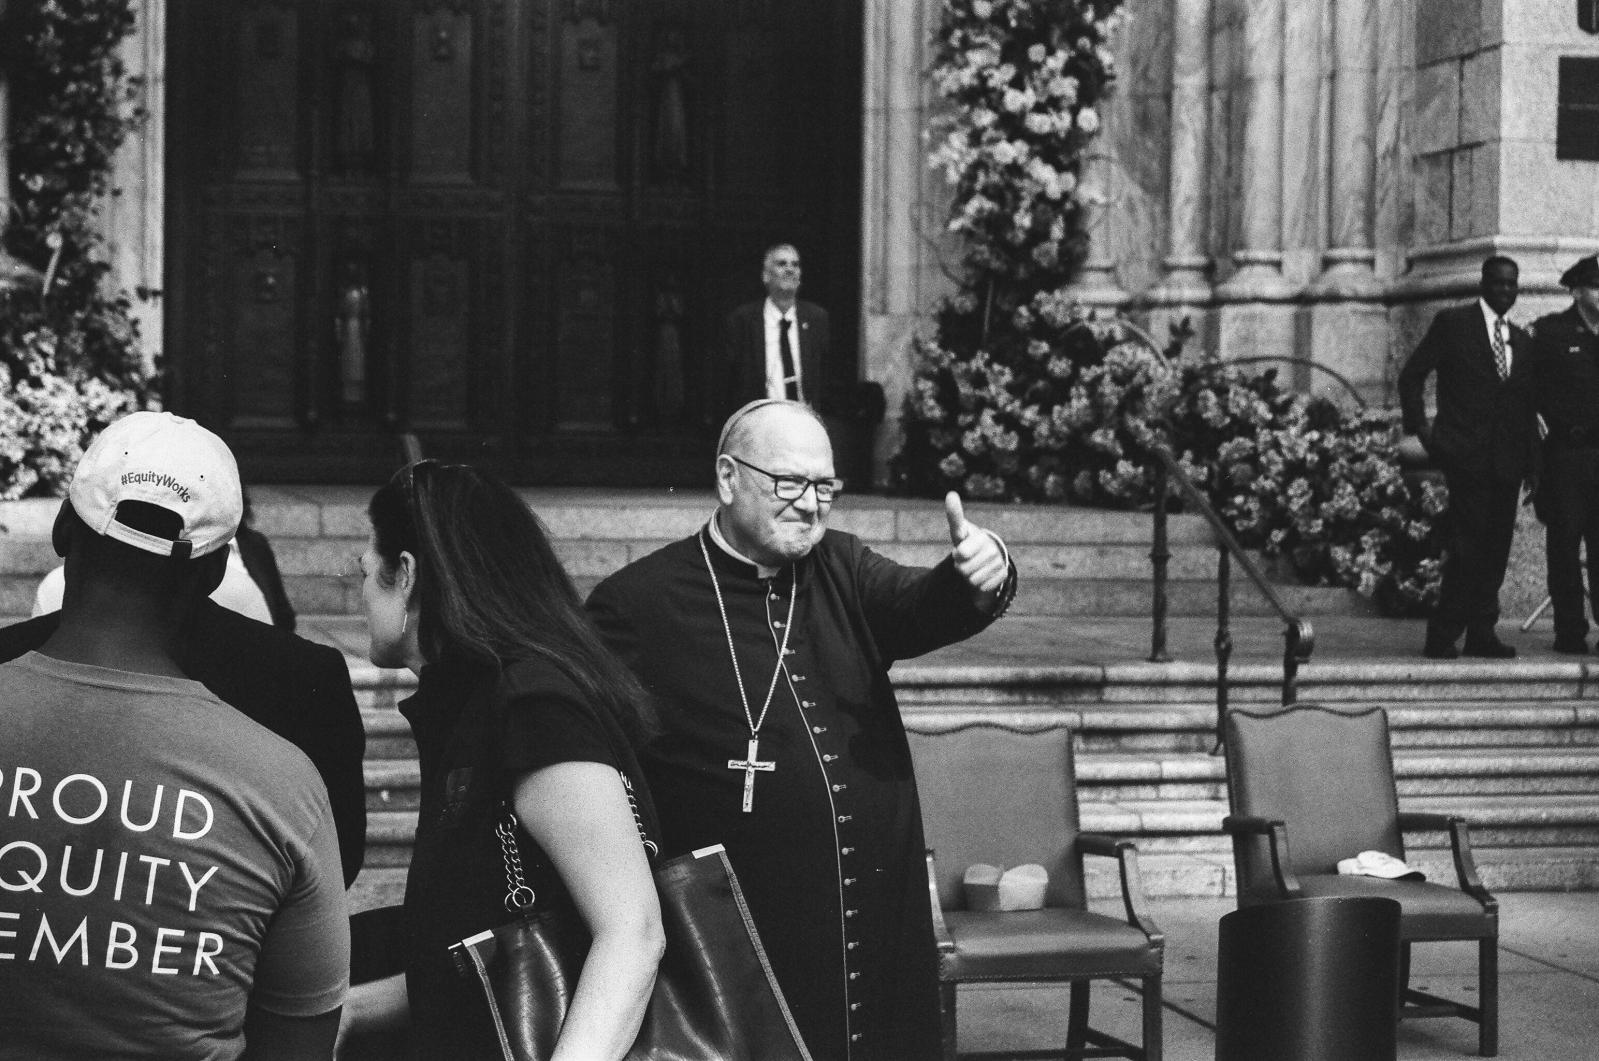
[166,0,860,484]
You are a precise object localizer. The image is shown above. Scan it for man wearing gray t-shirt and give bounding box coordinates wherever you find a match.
[0,412,348,1060]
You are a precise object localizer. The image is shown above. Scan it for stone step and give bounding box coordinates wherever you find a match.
[360,747,1599,807]
[349,839,1599,909]
[1080,844,1599,900]
[0,490,1370,621]
[1080,793,1599,837]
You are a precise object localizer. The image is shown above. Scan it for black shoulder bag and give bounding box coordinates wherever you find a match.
[449,773,813,1061]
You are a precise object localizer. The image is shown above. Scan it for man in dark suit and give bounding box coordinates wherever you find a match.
[1399,254,1537,658]
[1,581,368,887]
[720,243,831,421]
[1527,254,1599,654]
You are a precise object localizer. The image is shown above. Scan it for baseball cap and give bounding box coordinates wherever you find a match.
[1336,850,1425,881]
[68,411,243,559]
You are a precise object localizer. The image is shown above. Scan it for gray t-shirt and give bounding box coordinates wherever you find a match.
[0,652,349,1059]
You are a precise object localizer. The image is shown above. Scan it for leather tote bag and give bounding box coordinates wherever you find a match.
[449,777,813,1061]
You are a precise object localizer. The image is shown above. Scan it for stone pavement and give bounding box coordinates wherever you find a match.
[958,891,1599,1061]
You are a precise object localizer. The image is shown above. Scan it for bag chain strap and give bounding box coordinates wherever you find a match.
[496,770,657,913]
[620,773,661,858]
[497,813,537,913]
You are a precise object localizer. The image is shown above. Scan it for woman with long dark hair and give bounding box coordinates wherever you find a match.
[339,461,664,1059]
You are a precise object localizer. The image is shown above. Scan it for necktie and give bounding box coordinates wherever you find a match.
[1492,318,1508,380]
[779,316,798,400]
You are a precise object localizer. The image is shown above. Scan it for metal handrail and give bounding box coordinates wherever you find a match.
[1145,443,1315,752]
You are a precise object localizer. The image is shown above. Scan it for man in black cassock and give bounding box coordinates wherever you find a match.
[587,399,1016,1061]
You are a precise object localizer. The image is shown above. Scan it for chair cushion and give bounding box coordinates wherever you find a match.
[1292,875,1494,941]
[942,908,1163,981]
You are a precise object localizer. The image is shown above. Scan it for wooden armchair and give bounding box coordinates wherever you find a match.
[1222,704,1498,1056]
[909,719,1163,1061]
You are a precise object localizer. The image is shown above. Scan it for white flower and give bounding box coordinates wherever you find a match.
[971,0,993,18]
[991,139,1018,165]
[1076,107,1100,134]
[1027,43,1046,64]
[1048,76,1078,103]
[972,107,997,128]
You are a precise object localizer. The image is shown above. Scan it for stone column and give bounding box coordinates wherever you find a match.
[1313,0,1380,296]
[1215,0,1296,358]
[0,0,42,292]
[1306,0,1385,401]
[1144,0,1213,345]
[105,0,166,369]
[860,0,936,486]
[1067,150,1130,310]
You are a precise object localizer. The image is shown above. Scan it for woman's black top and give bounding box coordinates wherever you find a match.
[397,654,652,1059]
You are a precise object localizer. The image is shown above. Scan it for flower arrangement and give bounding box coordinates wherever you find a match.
[928,0,1126,291]
[899,319,1447,614]
[0,0,154,499]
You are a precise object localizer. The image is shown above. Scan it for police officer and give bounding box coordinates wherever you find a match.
[1529,255,1599,653]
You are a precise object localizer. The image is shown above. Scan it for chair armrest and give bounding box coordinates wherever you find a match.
[1396,810,1455,831]
[1399,812,1495,908]
[1221,814,1303,898]
[1077,833,1161,942]
[1221,813,1277,835]
[924,849,955,953]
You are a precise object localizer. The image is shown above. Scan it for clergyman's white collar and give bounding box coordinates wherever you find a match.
[707,512,782,579]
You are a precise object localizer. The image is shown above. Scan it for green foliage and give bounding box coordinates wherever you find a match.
[0,0,153,498]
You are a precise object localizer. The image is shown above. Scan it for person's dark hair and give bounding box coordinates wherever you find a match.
[369,460,656,738]
[1482,255,1518,278]
[66,500,225,603]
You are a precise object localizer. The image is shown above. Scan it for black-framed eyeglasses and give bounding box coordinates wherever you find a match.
[725,454,843,503]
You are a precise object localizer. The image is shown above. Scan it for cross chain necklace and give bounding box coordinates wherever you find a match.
[700,531,796,812]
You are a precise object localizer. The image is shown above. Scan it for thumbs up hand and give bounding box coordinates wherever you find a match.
[945,492,1008,602]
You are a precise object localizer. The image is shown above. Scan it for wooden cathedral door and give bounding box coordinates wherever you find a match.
[165,0,861,484]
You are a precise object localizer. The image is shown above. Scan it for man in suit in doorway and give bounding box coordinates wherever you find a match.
[1398,254,1538,659]
[720,242,831,421]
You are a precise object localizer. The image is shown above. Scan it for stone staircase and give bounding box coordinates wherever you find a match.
[2,486,1371,621]
[346,655,1599,911]
[891,660,1599,899]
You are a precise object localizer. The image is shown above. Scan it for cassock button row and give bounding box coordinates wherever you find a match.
[849,972,860,981]
[837,814,852,823]
[824,753,838,762]
[845,908,858,917]
[832,783,846,792]
[773,620,785,628]
[844,877,857,886]
[847,941,859,950]
[850,1003,861,1012]
[812,725,825,734]
[851,1032,862,1041]
[841,847,854,855]
[802,700,816,709]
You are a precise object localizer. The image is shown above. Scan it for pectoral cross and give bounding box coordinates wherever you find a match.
[728,736,776,813]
